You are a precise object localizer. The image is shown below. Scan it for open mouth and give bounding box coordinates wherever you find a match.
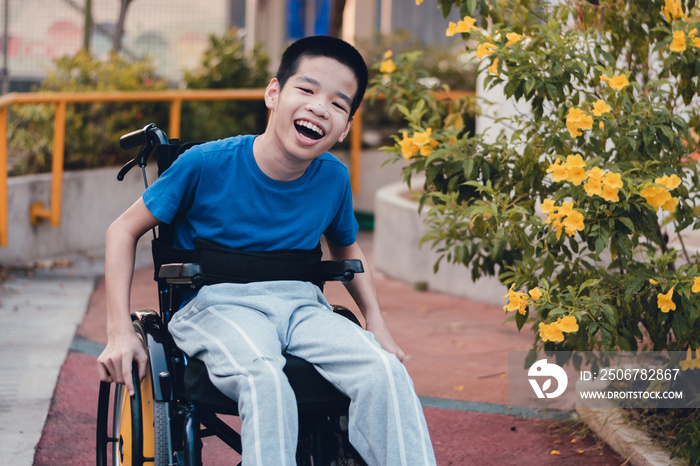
[294,120,325,140]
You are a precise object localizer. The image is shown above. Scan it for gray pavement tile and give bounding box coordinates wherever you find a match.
[0,272,97,466]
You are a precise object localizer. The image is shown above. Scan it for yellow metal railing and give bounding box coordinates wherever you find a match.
[0,89,343,247]
[0,88,472,248]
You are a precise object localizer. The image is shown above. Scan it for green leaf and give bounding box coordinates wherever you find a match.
[618,217,635,233]
[579,279,602,293]
[624,274,648,301]
[515,309,528,330]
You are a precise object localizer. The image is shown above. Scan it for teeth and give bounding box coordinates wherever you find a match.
[296,120,324,137]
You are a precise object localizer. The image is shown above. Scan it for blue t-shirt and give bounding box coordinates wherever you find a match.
[142,135,358,251]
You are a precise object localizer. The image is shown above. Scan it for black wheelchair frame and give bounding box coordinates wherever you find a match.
[95,124,367,466]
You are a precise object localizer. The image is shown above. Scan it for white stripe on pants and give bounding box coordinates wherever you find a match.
[168,280,436,466]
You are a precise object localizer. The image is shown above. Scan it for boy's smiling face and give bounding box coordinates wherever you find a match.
[262,55,358,168]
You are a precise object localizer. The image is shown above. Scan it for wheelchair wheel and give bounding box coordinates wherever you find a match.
[111,320,170,466]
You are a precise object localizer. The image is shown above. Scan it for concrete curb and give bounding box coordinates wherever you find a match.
[576,404,685,466]
[373,180,506,307]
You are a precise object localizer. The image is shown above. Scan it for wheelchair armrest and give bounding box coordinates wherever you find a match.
[157,259,363,286]
[158,263,204,286]
[314,259,364,283]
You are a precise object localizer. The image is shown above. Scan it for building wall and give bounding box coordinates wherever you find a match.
[1,0,462,89]
[2,0,229,85]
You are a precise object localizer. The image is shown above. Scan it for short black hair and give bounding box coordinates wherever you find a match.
[276,36,368,118]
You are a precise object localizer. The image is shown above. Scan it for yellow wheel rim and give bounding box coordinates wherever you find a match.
[115,367,156,465]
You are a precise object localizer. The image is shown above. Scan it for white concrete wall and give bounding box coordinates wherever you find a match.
[2,166,156,264]
[374,181,506,307]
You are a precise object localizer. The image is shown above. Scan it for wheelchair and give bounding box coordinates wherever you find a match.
[96,124,368,466]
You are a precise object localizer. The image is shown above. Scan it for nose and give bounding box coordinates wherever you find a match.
[306,99,329,119]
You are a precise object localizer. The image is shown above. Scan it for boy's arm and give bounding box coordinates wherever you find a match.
[326,240,406,362]
[97,197,160,395]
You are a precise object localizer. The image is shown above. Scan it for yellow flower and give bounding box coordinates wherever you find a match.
[505,32,522,47]
[558,201,573,216]
[656,174,682,190]
[661,0,688,22]
[543,200,585,240]
[600,172,623,202]
[585,168,623,201]
[488,58,500,76]
[529,287,542,301]
[412,128,439,156]
[566,107,594,138]
[662,196,679,212]
[379,59,397,75]
[606,74,630,91]
[563,210,585,237]
[563,153,586,170]
[548,154,589,186]
[539,322,564,342]
[416,0,424,4]
[670,30,687,53]
[459,16,478,33]
[562,154,588,186]
[546,159,567,183]
[591,99,612,117]
[692,277,700,293]
[583,167,604,197]
[556,316,579,333]
[640,184,678,213]
[446,22,460,37]
[503,285,529,315]
[383,50,393,59]
[680,348,700,371]
[398,131,419,161]
[657,287,676,313]
[680,348,695,370]
[541,198,556,214]
[649,278,660,285]
[694,37,700,48]
[476,42,498,59]
[446,16,478,37]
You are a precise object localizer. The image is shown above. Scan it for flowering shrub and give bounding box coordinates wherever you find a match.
[371,0,700,356]
[373,3,700,457]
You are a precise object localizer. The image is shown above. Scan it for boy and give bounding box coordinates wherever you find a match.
[97,36,436,465]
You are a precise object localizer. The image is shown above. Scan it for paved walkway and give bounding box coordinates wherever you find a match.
[1,232,625,465]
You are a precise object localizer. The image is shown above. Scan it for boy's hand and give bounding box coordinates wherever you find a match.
[97,331,148,396]
[366,316,406,362]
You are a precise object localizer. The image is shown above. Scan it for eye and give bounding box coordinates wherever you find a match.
[333,102,348,113]
[298,87,313,94]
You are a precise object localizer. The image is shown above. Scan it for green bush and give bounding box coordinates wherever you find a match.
[181,29,270,141]
[357,31,478,148]
[9,51,169,175]
[371,1,700,461]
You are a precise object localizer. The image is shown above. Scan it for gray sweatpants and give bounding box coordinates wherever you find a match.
[168,280,436,466]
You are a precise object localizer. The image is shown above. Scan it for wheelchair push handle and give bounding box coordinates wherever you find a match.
[119,123,154,150]
[117,123,169,181]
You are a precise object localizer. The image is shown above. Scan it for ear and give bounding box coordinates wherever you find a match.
[337,116,355,143]
[264,78,280,110]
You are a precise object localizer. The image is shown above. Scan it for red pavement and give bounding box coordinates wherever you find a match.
[33,232,625,465]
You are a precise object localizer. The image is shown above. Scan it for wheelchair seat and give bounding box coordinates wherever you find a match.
[184,353,351,413]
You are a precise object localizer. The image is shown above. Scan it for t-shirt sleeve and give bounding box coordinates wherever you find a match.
[142,147,203,224]
[324,174,359,247]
